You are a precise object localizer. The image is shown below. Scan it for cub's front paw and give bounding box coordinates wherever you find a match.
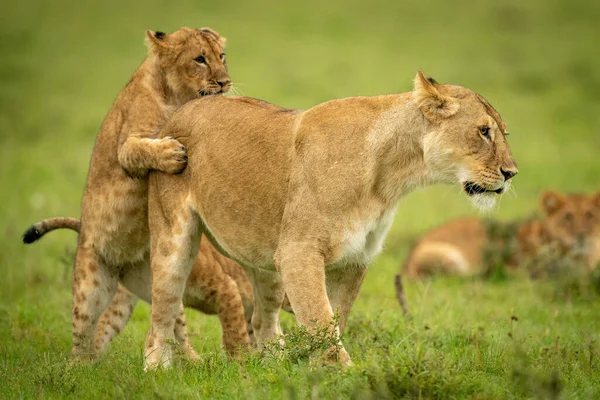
[157,137,187,174]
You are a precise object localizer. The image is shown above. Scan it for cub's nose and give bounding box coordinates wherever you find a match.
[500,167,518,181]
[217,79,231,88]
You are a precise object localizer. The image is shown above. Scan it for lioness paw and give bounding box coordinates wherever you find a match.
[157,137,187,174]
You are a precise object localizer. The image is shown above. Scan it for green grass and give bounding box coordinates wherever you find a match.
[1,0,600,398]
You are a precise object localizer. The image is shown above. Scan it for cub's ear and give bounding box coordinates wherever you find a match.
[145,30,170,52]
[413,71,459,122]
[540,190,567,216]
[199,27,227,47]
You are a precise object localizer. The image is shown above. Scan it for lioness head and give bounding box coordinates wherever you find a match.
[414,71,518,210]
[541,191,600,252]
[145,27,230,102]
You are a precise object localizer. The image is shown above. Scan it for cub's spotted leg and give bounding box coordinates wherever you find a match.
[275,243,351,366]
[71,245,118,361]
[173,304,200,361]
[145,194,201,370]
[94,284,138,355]
[325,264,368,333]
[118,136,188,178]
[214,275,252,357]
[245,268,285,347]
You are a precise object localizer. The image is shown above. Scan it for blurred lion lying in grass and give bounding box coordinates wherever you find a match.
[400,190,600,280]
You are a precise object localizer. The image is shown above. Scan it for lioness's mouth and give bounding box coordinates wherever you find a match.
[464,182,504,196]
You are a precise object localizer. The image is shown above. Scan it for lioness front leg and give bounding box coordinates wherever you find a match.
[275,244,351,366]
[118,136,187,178]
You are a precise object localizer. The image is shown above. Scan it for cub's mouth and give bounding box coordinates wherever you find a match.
[464,182,504,196]
[199,89,224,96]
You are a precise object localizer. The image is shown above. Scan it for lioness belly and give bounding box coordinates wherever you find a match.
[184,120,296,269]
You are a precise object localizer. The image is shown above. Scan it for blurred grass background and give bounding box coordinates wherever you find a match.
[1,0,599,398]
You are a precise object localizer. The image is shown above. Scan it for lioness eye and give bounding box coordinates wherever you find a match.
[219,53,226,60]
[194,56,206,64]
[479,126,490,138]
[585,211,594,220]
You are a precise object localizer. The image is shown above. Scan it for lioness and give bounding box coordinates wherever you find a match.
[401,190,600,279]
[142,71,518,369]
[23,217,254,356]
[50,27,232,362]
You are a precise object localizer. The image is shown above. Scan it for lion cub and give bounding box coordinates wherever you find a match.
[40,27,231,362]
[401,190,600,279]
[23,217,253,356]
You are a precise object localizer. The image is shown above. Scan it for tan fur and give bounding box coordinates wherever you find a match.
[23,217,253,354]
[142,71,517,369]
[66,27,232,363]
[402,191,600,278]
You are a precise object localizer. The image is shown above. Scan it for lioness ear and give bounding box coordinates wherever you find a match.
[413,71,459,122]
[541,191,567,216]
[145,30,169,52]
[199,27,227,47]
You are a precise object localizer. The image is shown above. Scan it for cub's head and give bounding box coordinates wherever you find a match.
[414,71,518,210]
[540,191,600,252]
[145,27,230,103]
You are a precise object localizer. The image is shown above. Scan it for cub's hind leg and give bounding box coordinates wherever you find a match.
[71,244,118,361]
[173,304,200,361]
[245,268,285,347]
[94,284,139,355]
[325,263,368,334]
[186,250,251,356]
[214,275,252,356]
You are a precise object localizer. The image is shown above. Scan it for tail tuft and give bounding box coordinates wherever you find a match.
[22,226,42,244]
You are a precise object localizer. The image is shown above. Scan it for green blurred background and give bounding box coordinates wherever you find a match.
[1,0,599,397]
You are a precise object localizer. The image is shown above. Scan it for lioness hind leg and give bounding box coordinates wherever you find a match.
[94,284,138,355]
[325,264,368,333]
[245,268,285,347]
[71,245,118,361]
[145,196,201,370]
[275,244,351,366]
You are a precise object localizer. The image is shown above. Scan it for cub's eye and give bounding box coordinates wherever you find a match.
[585,211,594,221]
[564,212,574,223]
[194,56,206,64]
[479,126,491,138]
[219,53,226,61]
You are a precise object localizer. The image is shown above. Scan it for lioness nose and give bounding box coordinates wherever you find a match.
[500,167,518,181]
[217,79,231,88]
